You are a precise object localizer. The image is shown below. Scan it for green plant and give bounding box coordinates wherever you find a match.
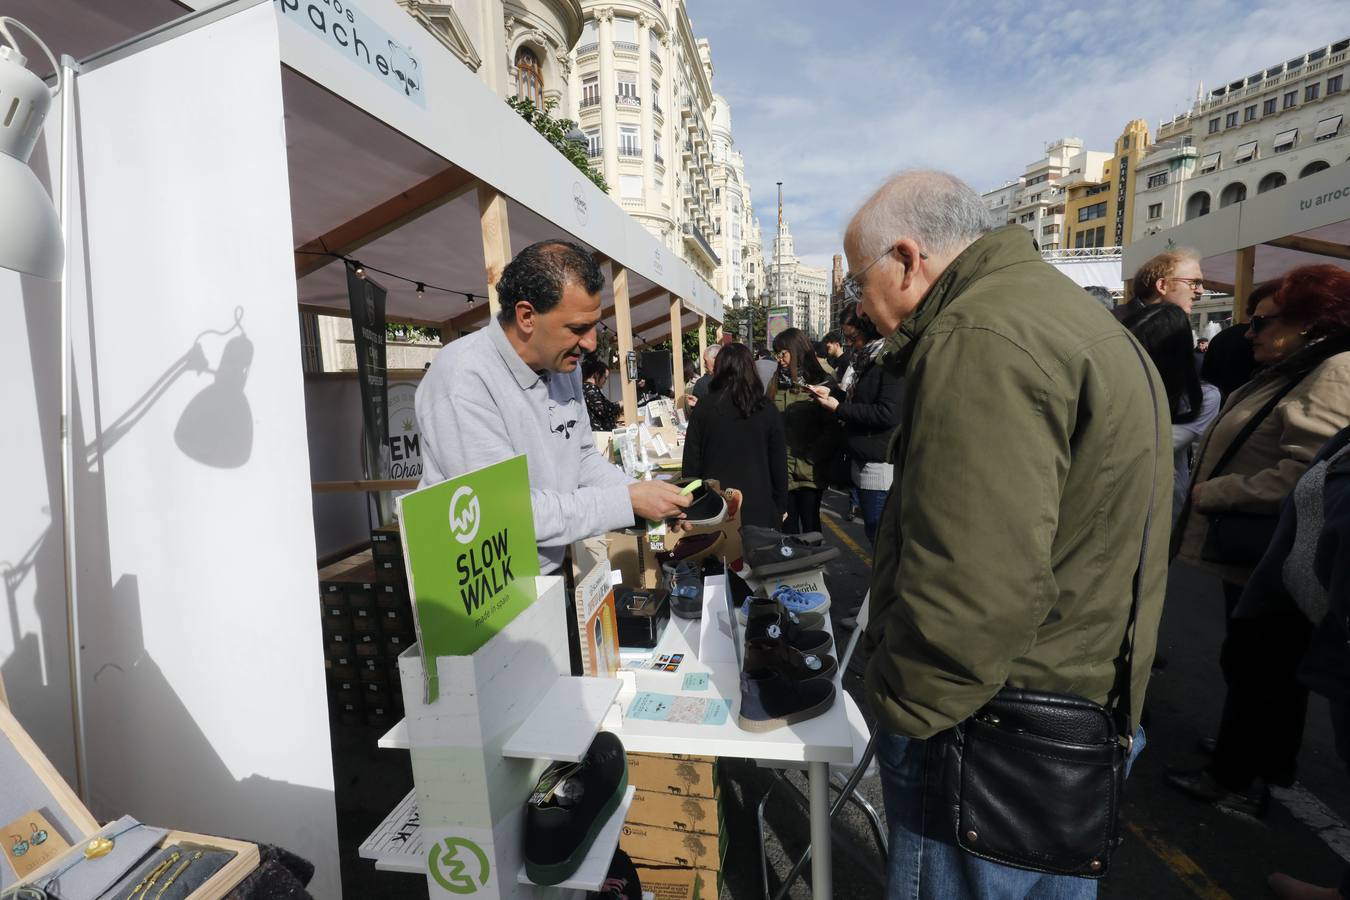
[386,322,441,343]
[507,96,608,193]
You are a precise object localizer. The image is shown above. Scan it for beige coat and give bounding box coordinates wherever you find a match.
[1177,347,1350,584]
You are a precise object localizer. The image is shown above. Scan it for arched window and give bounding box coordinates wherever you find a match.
[1185,191,1211,221]
[1257,171,1287,193]
[1219,182,1247,208]
[515,46,543,107]
[1299,160,1331,179]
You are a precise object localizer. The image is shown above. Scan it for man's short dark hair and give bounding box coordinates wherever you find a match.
[822,331,842,345]
[495,240,605,324]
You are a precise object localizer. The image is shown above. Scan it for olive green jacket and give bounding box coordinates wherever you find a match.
[863,226,1172,738]
[770,374,835,491]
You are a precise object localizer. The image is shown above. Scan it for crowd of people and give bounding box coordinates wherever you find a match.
[418,169,1350,900]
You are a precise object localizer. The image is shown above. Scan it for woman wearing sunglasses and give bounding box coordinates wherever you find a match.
[1168,264,1350,815]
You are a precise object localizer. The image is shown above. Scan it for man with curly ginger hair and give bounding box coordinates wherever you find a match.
[417,240,689,582]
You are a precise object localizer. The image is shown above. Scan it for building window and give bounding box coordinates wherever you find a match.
[1316,115,1344,142]
[1284,90,1297,109]
[1147,202,1162,219]
[1263,97,1277,115]
[651,81,661,109]
[1186,191,1211,220]
[1257,171,1287,193]
[581,75,599,108]
[1219,182,1247,207]
[1199,151,1221,173]
[1234,141,1258,164]
[1274,127,1298,152]
[1300,160,1332,179]
[619,174,643,199]
[1041,223,1059,236]
[1146,171,1168,189]
[1244,104,1257,122]
[1225,111,1239,128]
[1306,83,1321,102]
[618,125,640,157]
[617,71,639,104]
[612,16,637,44]
[1330,75,1345,95]
[584,129,601,158]
[1019,212,1035,223]
[652,130,662,161]
[1077,201,1107,222]
[514,46,543,107]
[1122,136,1130,149]
[1208,118,1220,134]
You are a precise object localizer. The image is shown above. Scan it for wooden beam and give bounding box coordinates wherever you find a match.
[1265,235,1350,262]
[697,314,708,374]
[445,302,491,332]
[1234,246,1256,324]
[670,296,685,405]
[479,185,512,318]
[312,479,420,493]
[294,167,477,277]
[599,285,668,322]
[1203,279,1235,296]
[611,262,638,423]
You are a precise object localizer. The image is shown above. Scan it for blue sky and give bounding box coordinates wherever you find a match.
[688,0,1350,268]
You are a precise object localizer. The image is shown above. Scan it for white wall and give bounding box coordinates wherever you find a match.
[0,5,340,896]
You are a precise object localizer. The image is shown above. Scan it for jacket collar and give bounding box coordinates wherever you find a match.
[879,225,1041,371]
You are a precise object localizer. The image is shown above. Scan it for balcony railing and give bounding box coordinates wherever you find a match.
[586,145,603,159]
[619,148,642,159]
[651,50,662,67]
[653,101,663,115]
[580,95,600,109]
[617,94,641,108]
[654,154,664,167]
[614,40,639,54]
[577,42,598,56]
[682,222,721,266]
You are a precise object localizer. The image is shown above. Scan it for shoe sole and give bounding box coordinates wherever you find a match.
[524,767,630,885]
[748,549,840,578]
[737,683,837,732]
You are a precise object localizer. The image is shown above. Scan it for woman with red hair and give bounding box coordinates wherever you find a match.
[1168,264,1350,815]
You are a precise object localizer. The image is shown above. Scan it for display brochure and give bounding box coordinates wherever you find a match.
[628,692,731,726]
[575,556,620,677]
[398,455,539,701]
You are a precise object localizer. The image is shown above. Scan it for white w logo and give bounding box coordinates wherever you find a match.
[448,486,481,544]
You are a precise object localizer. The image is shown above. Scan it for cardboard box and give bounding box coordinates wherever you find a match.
[627,788,721,836]
[633,864,700,900]
[607,529,663,590]
[621,820,722,870]
[627,753,718,799]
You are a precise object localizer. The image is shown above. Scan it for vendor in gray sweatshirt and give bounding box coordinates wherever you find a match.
[417,240,690,575]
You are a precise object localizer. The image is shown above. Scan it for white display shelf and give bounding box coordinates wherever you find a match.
[502,676,623,762]
[516,786,636,891]
[378,719,409,750]
[359,788,423,874]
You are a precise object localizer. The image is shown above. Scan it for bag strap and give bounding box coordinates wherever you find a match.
[1204,374,1305,480]
[1113,338,1162,737]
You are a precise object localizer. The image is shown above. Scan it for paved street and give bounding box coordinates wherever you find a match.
[723,489,1350,900]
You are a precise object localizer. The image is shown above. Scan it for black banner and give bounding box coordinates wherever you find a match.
[346,266,390,483]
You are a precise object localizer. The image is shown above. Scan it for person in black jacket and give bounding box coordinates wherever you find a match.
[808,303,904,546]
[682,342,788,530]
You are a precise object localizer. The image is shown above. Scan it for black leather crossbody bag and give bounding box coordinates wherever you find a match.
[922,338,1161,879]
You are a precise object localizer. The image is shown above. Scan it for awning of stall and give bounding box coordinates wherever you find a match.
[1122,161,1350,318]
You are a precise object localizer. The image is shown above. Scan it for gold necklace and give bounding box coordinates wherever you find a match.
[152,850,203,900]
[126,850,180,900]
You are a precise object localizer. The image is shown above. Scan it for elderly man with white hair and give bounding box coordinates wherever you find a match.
[686,342,720,408]
[847,171,1171,899]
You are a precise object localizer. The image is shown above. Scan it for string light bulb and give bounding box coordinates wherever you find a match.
[352,260,366,280]
[415,282,425,301]
[465,292,475,307]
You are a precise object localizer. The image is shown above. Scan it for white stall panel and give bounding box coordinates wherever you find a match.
[66,4,339,895]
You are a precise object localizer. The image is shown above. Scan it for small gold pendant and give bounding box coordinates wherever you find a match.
[84,837,114,859]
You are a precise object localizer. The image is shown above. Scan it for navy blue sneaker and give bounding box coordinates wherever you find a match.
[743,600,831,655]
[738,670,836,732]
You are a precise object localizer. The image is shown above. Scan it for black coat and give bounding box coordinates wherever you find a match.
[835,354,904,464]
[682,387,788,530]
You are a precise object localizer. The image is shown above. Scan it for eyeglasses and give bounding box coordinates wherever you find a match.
[1166,277,1205,291]
[843,243,929,303]
[1249,313,1282,334]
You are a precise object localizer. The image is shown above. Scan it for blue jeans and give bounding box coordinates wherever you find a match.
[877,726,1146,900]
[858,488,888,547]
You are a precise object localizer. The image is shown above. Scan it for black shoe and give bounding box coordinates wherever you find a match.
[1164,768,1269,818]
[743,599,831,655]
[744,534,839,577]
[671,478,727,527]
[744,632,837,682]
[525,732,629,885]
[663,561,703,620]
[738,669,836,732]
[586,849,642,900]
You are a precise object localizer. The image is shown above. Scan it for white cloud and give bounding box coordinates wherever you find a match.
[690,0,1350,261]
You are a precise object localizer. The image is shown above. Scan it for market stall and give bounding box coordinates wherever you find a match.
[1122,161,1350,318]
[0,0,722,896]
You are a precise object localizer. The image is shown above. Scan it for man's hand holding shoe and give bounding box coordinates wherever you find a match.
[628,480,692,521]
